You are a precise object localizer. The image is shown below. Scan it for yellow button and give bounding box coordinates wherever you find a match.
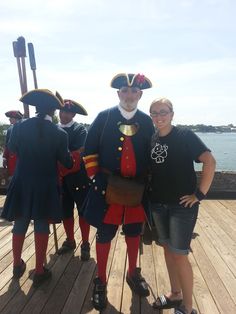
[118,147,122,151]
[120,137,124,141]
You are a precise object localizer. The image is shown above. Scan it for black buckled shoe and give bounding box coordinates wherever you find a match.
[126,267,150,297]
[175,306,197,314]
[57,239,76,255]
[92,277,108,311]
[33,267,52,288]
[13,259,26,279]
[81,242,90,261]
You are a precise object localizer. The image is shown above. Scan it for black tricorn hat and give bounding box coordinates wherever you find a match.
[5,110,23,119]
[61,99,88,116]
[20,89,64,111]
[111,73,152,90]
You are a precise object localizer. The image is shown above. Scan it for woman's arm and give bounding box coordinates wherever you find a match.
[180,151,216,207]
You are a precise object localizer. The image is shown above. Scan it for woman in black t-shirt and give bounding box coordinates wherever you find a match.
[149,98,215,314]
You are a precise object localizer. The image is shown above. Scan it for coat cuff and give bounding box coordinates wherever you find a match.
[58,151,81,177]
[83,154,99,177]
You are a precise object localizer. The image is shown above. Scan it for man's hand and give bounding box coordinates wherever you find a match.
[3,158,7,168]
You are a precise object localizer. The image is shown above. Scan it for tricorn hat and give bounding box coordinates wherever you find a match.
[5,110,23,119]
[111,73,152,90]
[62,99,88,116]
[20,89,64,111]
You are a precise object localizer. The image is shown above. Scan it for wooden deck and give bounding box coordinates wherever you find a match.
[0,196,236,314]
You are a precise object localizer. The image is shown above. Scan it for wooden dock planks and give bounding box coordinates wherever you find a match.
[0,199,235,313]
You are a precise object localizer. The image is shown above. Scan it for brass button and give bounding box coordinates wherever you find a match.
[76,187,79,191]
[126,156,129,159]
[102,190,106,195]
[94,186,98,191]
[92,179,96,183]
[120,137,124,141]
[118,147,122,151]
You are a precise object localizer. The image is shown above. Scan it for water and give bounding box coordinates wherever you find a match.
[0,133,235,171]
[195,132,236,171]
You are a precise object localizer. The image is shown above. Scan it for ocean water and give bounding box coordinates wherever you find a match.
[195,132,236,171]
[0,133,235,171]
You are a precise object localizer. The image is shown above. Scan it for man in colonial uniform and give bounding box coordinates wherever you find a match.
[57,99,91,260]
[3,110,23,176]
[83,73,155,310]
[1,89,74,288]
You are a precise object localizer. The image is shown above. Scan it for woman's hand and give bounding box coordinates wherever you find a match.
[179,194,199,208]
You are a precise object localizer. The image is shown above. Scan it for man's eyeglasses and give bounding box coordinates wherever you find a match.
[150,110,172,118]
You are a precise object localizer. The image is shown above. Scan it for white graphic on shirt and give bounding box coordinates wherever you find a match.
[151,143,168,163]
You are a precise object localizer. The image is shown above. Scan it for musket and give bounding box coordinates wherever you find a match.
[12,37,59,252]
[12,36,29,118]
[27,42,58,253]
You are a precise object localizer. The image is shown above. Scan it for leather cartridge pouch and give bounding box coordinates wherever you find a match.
[105,175,145,207]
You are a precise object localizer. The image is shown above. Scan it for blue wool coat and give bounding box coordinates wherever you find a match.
[82,106,155,228]
[1,117,73,221]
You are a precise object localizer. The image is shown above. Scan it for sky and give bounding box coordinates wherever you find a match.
[0,0,236,126]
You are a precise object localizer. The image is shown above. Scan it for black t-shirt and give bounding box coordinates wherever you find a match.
[149,126,210,203]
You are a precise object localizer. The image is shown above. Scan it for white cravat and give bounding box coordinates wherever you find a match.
[59,119,75,128]
[44,115,53,122]
[118,104,137,120]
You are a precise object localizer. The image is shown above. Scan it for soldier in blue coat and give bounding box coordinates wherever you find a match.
[83,73,155,310]
[57,99,91,260]
[3,110,23,176]
[1,89,73,288]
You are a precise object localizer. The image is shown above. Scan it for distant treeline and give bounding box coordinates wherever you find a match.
[0,122,235,153]
[176,124,236,133]
[83,123,236,133]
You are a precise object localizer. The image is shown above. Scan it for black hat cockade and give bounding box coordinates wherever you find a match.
[111,73,152,90]
[5,110,23,120]
[62,99,88,116]
[20,89,64,112]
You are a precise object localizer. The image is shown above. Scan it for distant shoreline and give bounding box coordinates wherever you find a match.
[175,124,236,133]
